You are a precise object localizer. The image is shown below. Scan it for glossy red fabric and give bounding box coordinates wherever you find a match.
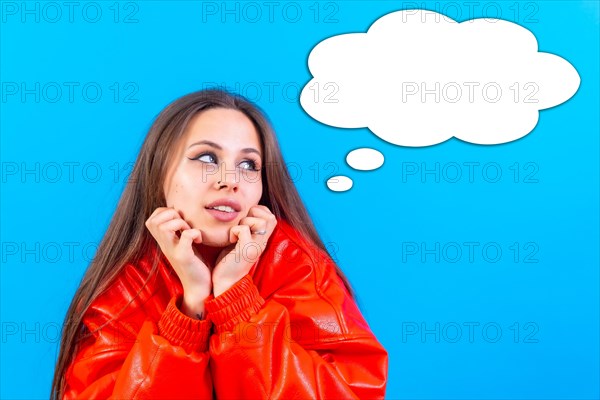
[63,219,388,399]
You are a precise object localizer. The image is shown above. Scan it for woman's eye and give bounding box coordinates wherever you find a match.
[240,160,259,171]
[196,153,216,163]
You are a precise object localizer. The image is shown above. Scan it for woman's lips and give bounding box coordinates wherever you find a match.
[205,208,240,222]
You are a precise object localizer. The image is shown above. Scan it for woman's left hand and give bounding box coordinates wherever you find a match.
[212,205,277,296]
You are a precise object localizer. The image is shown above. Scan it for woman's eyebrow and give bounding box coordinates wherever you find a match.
[188,140,261,157]
[188,140,220,150]
[241,148,262,157]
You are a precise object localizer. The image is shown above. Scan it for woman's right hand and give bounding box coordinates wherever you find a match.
[145,207,211,319]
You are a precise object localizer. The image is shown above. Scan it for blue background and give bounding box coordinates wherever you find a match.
[1,1,598,399]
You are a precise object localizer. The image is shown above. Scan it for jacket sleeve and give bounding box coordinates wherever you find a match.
[205,251,388,399]
[63,293,213,400]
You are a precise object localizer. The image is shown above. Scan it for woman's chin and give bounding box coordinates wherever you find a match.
[199,230,231,248]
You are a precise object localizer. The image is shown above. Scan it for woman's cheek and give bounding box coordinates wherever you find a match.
[253,183,263,206]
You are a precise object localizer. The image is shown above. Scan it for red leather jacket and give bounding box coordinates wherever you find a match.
[63,219,388,399]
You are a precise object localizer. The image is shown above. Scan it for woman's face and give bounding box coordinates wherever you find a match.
[163,107,264,247]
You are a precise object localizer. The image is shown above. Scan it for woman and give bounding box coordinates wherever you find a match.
[51,89,388,399]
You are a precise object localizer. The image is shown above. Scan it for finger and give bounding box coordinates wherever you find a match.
[146,209,177,231]
[248,205,277,222]
[247,205,273,218]
[149,208,184,226]
[147,207,178,223]
[149,220,192,248]
[239,217,268,235]
[158,218,192,235]
[148,207,170,219]
[236,224,265,263]
[146,207,168,228]
[179,229,202,249]
[247,207,277,230]
[229,224,252,245]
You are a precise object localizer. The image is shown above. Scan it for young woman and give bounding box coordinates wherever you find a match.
[51,89,388,399]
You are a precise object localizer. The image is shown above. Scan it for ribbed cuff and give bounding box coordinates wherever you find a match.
[205,275,265,333]
[158,294,212,353]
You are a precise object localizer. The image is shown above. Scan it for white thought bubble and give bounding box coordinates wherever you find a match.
[346,148,384,170]
[326,176,353,192]
[300,9,581,147]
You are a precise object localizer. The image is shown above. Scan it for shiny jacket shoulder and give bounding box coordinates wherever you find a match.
[63,219,388,399]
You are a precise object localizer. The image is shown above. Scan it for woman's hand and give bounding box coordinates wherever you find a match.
[145,207,211,319]
[212,205,277,296]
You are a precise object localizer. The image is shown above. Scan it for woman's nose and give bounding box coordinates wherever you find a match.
[214,163,239,191]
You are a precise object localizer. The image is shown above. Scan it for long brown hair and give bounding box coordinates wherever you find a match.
[50,88,353,399]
